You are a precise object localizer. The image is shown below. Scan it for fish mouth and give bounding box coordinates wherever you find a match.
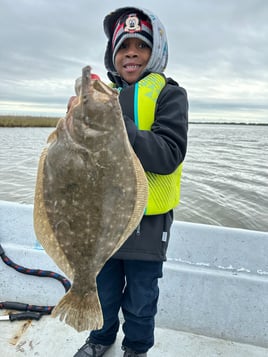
[92,80,115,96]
[81,66,115,97]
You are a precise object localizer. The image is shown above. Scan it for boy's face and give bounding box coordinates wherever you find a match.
[114,38,152,84]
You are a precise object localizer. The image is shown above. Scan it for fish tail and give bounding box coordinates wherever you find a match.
[52,288,103,332]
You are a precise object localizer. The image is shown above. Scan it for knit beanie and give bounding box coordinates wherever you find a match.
[112,12,153,65]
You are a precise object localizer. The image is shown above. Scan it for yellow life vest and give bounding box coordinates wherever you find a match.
[133,73,183,215]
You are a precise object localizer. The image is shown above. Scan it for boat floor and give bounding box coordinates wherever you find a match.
[1,314,267,357]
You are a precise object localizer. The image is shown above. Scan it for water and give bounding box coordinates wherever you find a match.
[0,124,267,231]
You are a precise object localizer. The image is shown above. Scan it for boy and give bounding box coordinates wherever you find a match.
[74,6,188,357]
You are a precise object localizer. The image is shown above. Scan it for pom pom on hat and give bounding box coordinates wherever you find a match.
[112,12,153,64]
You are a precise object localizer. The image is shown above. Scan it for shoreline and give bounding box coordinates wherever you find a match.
[0,115,267,127]
[0,115,59,127]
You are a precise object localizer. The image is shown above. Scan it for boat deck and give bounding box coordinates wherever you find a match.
[1,201,268,356]
[1,315,268,357]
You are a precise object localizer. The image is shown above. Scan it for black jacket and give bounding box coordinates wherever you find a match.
[112,73,188,261]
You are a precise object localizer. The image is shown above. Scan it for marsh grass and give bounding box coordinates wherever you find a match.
[0,115,60,127]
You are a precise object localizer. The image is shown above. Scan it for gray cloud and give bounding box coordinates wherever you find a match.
[1,0,267,122]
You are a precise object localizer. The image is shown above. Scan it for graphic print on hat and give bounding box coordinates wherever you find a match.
[125,14,141,31]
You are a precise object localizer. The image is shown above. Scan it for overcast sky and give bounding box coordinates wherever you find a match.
[1,0,267,123]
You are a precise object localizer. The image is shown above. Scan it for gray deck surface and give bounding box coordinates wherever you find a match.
[1,315,268,357]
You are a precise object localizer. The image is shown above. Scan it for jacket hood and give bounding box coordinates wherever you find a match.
[103,7,168,79]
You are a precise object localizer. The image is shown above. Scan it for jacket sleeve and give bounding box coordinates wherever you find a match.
[124,83,188,175]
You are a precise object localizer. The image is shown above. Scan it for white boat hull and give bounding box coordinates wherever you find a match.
[1,200,268,356]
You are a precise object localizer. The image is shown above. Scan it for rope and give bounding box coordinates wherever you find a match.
[0,243,71,315]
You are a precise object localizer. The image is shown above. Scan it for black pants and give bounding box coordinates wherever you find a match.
[89,258,163,353]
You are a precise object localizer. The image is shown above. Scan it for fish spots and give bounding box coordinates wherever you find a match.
[60,199,66,207]
[55,219,70,231]
[33,66,148,331]
[84,228,91,235]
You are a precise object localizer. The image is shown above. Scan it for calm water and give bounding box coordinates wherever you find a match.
[0,124,267,231]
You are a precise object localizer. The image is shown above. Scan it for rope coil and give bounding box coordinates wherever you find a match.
[0,243,71,315]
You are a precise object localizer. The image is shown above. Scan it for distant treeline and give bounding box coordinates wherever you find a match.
[0,115,60,127]
[192,121,268,125]
[0,115,267,127]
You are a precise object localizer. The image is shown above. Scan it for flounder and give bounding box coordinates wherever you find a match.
[33,66,148,332]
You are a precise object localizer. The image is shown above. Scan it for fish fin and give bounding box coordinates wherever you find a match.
[117,149,148,245]
[33,147,73,280]
[47,129,58,144]
[52,288,103,332]
[47,117,66,143]
[103,146,148,259]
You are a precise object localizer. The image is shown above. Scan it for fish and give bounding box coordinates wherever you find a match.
[33,65,148,332]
